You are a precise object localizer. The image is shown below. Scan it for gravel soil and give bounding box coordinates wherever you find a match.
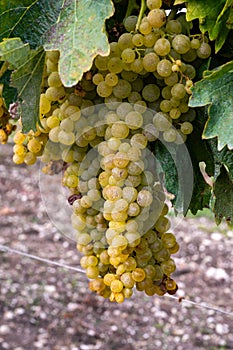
[0,143,233,350]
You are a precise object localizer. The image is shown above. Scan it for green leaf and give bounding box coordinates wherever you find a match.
[213,165,233,226]
[11,47,45,133]
[186,0,233,52]
[0,66,18,108]
[0,1,62,49]
[208,138,233,181]
[185,112,214,214]
[43,0,114,87]
[0,38,30,68]
[153,140,193,215]
[189,61,233,151]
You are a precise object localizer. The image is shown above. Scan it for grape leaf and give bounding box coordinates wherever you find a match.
[0,66,18,108]
[189,61,233,151]
[43,0,114,87]
[208,138,233,181]
[185,112,214,214]
[11,47,45,133]
[0,0,62,49]
[185,0,233,52]
[153,140,193,215]
[213,165,233,227]
[0,38,30,68]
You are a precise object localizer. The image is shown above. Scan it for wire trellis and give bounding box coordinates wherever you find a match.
[1,243,233,318]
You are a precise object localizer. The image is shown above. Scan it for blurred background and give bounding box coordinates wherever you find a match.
[0,142,233,350]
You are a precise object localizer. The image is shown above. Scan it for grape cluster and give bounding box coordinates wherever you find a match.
[11,2,212,302]
[0,95,16,144]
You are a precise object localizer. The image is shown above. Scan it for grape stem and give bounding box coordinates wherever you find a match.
[125,0,139,20]
[136,0,147,32]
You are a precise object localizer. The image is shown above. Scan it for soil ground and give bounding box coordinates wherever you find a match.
[0,143,233,350]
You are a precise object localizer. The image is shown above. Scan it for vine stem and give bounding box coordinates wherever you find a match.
[136,0,147,32]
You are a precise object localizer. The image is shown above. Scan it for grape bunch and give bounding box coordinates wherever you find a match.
[11,1,212,302]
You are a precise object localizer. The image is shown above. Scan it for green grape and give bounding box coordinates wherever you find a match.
[142,84,160,102]
[46,115,60,129]
[134,100,147,113]
[165,20,182,34]
[160,100,172,113]
[108,57,123,74]
[118,33,134,50]
[132,268,146,282]
[182,48,197,62]
[27,139,41,153]
[113,151,130,168]
[105,73,118,87]
[112,79,132,99]
[124,15,138,32]
[97,81,113,97]
[110,280,124,293]
[184,64,196,79]
[128,159,144,175]
[122,186,138,203]
[111,122,129,139]
[48,71,62,87]
[163,128,177,142]
[128,91,142,103]
[154,38,171,56]
[142,123,159,141]
[196,42,211,59]
[121,48,136,63]
[94,55,109,70]
[155,216,170,233]
[139,18,152,35]
[164,72,179,86]
[92,73,104,85]
[132,33,144,47]
[147,9,166,28]
[147,0,162,9]
[171,83,186,99]
[13,144,26,156]
[131,78,144,93]
[24,152,37,165]
[45,86,66,102]
[179,102,189,114]
[131,58,144,73]
[125,111,143,129]
[60,118,74,132]
[169,108,181,119]
[137,190,153,207]
[153,112,172,131]
[161,86,172,99]
[161,232,177,248]
[143,32,158,47]
[190,38,201,49]
[13,132,26,145]
[58,130,75,145]
[172,34,191,54]
[40,94,51,114]
[157,59,172,77]
[121,70,138,82]
[130,133,148,149]
[161,258,176,275]
[180,121,193,134]
[143,52,160,72]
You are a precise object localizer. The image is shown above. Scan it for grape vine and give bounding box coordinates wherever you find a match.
[0,0,233,302]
